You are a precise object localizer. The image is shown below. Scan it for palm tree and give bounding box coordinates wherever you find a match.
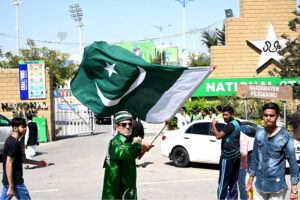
[216,23,225,46]
[151,50,167,65]
[201,30,218,52]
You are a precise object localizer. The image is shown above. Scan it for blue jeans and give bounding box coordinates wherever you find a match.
[238,168,248,200]
[0,184,31,200]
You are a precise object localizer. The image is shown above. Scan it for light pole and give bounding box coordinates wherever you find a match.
[12,0,23,56]
[175,0,194,53]
[57,32,67,53]
[153,25,171,64]
[69,4,84,57]
[189,28,198,53]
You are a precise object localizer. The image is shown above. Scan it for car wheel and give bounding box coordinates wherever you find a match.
[172,147,190,167]
[247,152,252,172]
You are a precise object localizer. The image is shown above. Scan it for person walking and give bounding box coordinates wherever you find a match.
[175,107,191,129]
[291,104,300,142]
[0,117,48,200]
[212,106,241,200]
[246,102,299,200]
[24,113,40,169]
[190,105,201,122]
[130,116,146,167]
[238,132,249,200]
[102,111,152,199]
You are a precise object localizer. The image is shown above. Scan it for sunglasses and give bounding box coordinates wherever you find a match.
[119,122,133,127]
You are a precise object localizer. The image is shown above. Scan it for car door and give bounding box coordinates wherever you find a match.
[0,115,12,154]
[184,122,212,162]
[207,123,226,163]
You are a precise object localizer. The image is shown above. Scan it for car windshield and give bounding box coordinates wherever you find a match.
[240,122,263,138]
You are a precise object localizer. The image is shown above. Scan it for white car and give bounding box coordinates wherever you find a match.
[0,114,13,154]
[161,119,300,168]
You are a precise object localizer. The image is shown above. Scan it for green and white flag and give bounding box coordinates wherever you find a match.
[71,41,213,123]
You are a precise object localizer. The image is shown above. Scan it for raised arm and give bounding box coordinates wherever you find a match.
[212,119,226,139]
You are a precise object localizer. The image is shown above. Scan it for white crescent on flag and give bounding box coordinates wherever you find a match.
[95,66,146,107]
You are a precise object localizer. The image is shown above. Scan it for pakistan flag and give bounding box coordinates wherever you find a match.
[71,41,212,123]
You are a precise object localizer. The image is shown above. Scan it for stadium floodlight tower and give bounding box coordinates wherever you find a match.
[175,0,194,53]
[57,32,67,53]
[153,25,171,64]
[12,0,23,56]
[69,4,84,57]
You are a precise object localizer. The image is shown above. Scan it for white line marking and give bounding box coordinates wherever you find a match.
[139,178,214,185]
[29,189,59,193]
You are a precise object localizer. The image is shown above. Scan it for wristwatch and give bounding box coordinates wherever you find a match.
[291,190,298,194]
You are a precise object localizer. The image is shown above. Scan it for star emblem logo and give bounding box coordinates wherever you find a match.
[104,62,118,77]
[247,22,288,70]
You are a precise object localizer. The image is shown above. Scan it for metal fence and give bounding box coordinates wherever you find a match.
[53,89,94,137]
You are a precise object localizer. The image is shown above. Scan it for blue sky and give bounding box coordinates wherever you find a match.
[0,0,296,58]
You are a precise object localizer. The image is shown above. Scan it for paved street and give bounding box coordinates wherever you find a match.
[0,124,295,199]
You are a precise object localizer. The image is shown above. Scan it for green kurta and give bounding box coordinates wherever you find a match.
[102,133,141,200]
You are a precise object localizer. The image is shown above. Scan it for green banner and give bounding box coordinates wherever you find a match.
[118,42,155,63]
[33,117,47,143]
[192,77,300,97]
[157,47,178,65]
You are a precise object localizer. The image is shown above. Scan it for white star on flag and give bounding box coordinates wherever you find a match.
[247,22,288,70]
[104,62,118,77]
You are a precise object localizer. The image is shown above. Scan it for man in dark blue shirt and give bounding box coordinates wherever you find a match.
[212,106,241,200]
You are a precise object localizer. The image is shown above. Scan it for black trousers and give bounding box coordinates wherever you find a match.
[217,157,241,200]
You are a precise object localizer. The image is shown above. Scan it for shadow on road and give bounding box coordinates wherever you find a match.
[25,162,55,170]
[137,161,154,168]
[36,152,48,156]
[164,161,219,170]
[56,132,105,141]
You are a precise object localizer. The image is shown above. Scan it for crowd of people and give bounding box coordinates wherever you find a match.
[2,103,300,200]
[175,105,223,129]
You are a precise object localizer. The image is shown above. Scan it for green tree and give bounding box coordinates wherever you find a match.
[216,23,225,46]
[201,30,218,52]
[269,10,300,99]
[0,40,78,88]
[188,53,210,67]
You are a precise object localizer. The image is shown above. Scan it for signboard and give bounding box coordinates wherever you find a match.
[118,42,155,63]
[236,84,293,101]
[57,103,78,110]
[192,77,300,97]
[19,61,46,99]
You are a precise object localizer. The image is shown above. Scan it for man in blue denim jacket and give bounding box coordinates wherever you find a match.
[246,103,299,200]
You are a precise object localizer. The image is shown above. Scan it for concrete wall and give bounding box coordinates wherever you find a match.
[210,0,298,78]
[0,69,55,142]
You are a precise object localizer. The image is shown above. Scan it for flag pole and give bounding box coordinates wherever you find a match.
[138,122,168,160]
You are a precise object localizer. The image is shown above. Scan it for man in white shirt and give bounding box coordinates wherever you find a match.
[175,107,191,129]
[24,114,40,169]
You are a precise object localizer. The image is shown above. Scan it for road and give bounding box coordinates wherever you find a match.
[0,124,295,199]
